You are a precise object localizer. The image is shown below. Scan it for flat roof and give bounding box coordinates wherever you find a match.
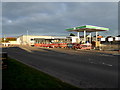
[66,25,109,32]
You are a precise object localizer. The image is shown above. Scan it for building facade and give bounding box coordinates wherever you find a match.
[18,35,73,46]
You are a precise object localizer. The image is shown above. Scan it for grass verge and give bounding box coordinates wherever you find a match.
[2,57,80,89]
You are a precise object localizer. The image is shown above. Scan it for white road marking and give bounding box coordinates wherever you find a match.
[89,58,113,67]
[90,62,97,64]
[102,62,113,67]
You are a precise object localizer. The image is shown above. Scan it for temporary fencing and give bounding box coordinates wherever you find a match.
[34,43,92,50]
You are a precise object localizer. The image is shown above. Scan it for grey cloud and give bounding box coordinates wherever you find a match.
[2,2,118,37]
[2,0,120,2]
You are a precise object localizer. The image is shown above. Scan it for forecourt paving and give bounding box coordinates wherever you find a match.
[3,46,118,88]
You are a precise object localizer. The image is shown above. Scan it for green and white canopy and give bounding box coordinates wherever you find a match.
[66,25,109,32]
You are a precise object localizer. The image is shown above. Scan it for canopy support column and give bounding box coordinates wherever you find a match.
[77,32,79,39]
[96,31,98,47]
[89,33,91,44]
[77,32,80,43]
[96,31,98,42]
[84,30,86,43]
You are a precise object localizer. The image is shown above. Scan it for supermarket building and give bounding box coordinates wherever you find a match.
[17,35,74,46]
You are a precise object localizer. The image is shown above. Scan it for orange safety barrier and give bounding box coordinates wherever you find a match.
[80,44,92,50]
[50,43,60,48]
[59,43,67,48]
[34,44,39,47]
[34,43,92,50]
[72,43,81,49]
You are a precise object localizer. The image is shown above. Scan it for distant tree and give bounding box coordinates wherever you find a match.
[1,37,17,42]
[69,33,75,36]
[6,37,17,41]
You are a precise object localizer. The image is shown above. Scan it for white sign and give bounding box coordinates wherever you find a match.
[108,38,113,41]
[115,37,120,41]
[100,38,105,41]
[4,38,6,41]
[72,37,77,43]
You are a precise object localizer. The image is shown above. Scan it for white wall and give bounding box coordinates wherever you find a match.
[71,36,78,43]
[9,41,20,45]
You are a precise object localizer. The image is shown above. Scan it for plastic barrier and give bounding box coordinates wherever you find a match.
[34,43,92,50]
[72,43,81,49]
[80,44,92,50]
[67,43,73,48]
[59,43,67,48]
[50,43,59,48]
[34,44,39,47]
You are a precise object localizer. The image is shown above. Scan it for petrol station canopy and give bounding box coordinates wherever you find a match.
[66,25,109,32]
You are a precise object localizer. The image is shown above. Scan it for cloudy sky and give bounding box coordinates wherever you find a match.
[2,2,118,37]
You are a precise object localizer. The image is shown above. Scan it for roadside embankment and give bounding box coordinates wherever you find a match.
[2,57,80,89]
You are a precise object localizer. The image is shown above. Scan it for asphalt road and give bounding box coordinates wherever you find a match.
[3,46,119,88]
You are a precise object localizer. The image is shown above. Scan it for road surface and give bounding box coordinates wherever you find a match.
[2,46,119,88]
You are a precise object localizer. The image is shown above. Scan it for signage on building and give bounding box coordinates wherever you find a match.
[100,38,106,41]
[108,38,113,41]
[72,37,78,43]
[115,37,120,41]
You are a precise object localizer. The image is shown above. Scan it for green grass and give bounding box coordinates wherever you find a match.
[2,57,80,89]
